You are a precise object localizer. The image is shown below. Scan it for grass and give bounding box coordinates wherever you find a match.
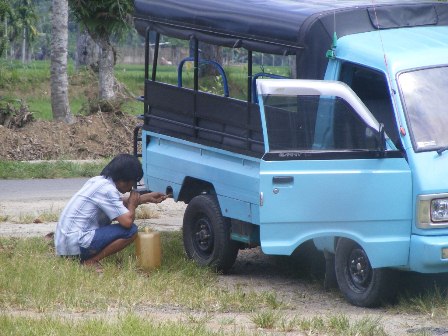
[394,285,448,318]
[0,313,393,336]
[0,233,393,336]
[0,207,158,224]
[0,159,107,179]
[1,234,447,335]
[26,96,86,121]
[296,315,388,336]
[249,311,390,334]
[250,310,280,329]
[0,60,144,120]
[0,232,283,313]
[15,210,61,224]
[0,60,290,120]
[0,314,224,336]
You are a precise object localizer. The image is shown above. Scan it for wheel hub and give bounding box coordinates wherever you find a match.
[348,248,372,291]
[193,217,214,255]
[197,224,210,243]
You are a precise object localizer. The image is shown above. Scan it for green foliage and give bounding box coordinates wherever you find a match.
[0,160,107,179]
[69,0,134,40]
[9,0,39,44]
[0,97,33,128]
[0,0,11,58]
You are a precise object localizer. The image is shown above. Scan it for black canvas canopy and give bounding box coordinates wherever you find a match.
[134,0,448,79]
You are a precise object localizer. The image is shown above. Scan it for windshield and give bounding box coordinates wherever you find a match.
[399,66,448,152]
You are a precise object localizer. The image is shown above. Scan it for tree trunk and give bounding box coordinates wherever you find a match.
[76,29,100,71]
[50,0,74,124]
[189,41,222,76]
[97,38,116,100]
[21,27,26,64]
[2,17,7,59]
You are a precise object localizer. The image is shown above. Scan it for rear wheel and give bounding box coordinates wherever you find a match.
[335,238,396,307]
[183,194,239,272]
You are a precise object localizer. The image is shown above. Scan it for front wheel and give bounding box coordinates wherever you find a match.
[183,194,239,272]
[335,238,396,307]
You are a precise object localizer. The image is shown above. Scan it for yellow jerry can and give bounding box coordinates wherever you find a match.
[135,227,161,270]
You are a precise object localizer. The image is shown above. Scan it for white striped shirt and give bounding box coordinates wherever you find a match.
[55,176,129,256]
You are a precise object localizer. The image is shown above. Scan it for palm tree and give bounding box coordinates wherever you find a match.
[50,0,74,123]
[13,0,38,63]
[0,0,11,58]
[69,0,134,100]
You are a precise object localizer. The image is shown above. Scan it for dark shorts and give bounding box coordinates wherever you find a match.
[79,223,138,261]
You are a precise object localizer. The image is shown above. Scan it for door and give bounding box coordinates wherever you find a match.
[256,79,412,268]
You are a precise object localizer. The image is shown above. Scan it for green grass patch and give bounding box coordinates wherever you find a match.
[0,314,223,336]
[394,285,448,318]
[0,160,107,179]
[26,97,87,120]
[0,232,284,313]
[296,315,388,336]
[0,60,144,120]
[0,60,290,120]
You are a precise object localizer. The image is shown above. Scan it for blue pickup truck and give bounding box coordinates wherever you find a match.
[133,0,448,307]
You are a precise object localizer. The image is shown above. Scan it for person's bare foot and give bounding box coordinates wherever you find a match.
[44,232,54,240]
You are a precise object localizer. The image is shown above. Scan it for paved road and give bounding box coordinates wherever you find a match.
[0,178,90,201]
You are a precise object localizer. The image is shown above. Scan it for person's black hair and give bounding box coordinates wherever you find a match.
[100,154,143,182]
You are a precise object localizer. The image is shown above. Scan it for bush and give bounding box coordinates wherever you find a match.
[0,98,34,128]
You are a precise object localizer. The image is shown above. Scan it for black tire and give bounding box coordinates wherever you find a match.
[335,238,396,307]
[182,194,239,272]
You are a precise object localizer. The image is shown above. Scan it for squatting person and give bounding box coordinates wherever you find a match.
[54,153,167,269]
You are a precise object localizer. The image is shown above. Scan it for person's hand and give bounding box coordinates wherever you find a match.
[141,192,168,204]
[128,190,141,208]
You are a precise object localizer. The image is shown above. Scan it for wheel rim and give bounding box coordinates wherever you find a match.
[192,215,214,258]
[346,247,372,293]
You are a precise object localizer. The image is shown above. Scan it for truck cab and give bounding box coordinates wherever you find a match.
[133,0,448,307]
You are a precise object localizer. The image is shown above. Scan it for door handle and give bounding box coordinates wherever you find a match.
[272,176,294,184]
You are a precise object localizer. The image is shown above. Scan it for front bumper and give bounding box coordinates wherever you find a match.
[409,235,448,273]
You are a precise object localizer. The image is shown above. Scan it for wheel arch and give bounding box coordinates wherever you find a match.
[283,231,408,269]
[178,176,216,204]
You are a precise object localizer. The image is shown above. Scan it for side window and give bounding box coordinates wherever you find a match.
[263,95,379,151]
[340,63,401,149]
[263,95,316,150]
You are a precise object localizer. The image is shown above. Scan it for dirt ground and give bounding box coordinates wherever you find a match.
[1,119,448,335]
[0,112,140,160]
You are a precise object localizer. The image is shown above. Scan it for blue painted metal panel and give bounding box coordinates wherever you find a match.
[143,131,261,223]
[338,26,448,240]
[409,235,448,273]
[263,221,410,268]
[337,26,448,75]
[259,158,412,267]
[407,151,448,237]
[217,195,254,223]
